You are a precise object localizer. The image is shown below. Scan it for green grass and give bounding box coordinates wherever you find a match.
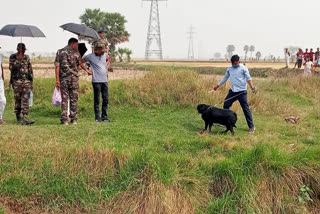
[114,62,274,78]
[114,62,304,78]
[0,69,319,213]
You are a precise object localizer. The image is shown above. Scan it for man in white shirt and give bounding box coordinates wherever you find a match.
[0,48,6,124]
[284,48,290,68]
[304,57,313,77]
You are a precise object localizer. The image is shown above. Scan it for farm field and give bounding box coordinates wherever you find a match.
[134,60,291,69]
[0,62,319,213]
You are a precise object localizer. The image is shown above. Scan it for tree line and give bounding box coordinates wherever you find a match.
[224,45,261,61]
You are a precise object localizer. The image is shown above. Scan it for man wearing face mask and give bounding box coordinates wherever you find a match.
[9,43,34,125]
[54,38,83,125]
[213,55,257,134]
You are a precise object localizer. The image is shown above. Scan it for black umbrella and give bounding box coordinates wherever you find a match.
[78,43,87,58]
[0,24,46,38]
[60,23,100,40]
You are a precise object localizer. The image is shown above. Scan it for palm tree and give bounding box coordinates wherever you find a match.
[243,45,249,60]
[255,51,262,61]
[124,48,132,62]
[249,45,255,59]
[80,9,130,52]
[226,45,236,58]
[117,48,126,62]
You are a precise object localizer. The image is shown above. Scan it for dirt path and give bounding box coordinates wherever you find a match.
[2,64,268,82]
[2,64,147,81]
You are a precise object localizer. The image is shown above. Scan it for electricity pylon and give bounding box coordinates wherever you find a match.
[142,0,167,60]
[187,25,195,60]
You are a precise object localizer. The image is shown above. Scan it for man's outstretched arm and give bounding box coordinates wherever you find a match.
[214,69,230,90]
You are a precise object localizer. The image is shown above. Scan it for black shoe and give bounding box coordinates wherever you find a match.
[70,120,77,125]
[95,119,101,123]
[21,115,35,125]
[101,119,112,123]
[61,121,69,126]
[16,113,22,124]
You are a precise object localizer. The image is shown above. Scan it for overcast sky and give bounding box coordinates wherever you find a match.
[0,0,320,59]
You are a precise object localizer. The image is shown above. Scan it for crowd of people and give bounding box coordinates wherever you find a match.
[285,48,320,76]
[0,30,111,125]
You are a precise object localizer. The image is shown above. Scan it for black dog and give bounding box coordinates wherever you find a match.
[197,104,237,135]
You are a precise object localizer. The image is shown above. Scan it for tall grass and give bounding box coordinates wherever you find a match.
[111,70,217,107]
[206,144,320,214]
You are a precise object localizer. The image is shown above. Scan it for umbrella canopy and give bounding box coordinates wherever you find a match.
[0,24,46,37]
[78,43,88,58]
[60,23,100,40]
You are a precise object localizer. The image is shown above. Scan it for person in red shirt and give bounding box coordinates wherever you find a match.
[309,48,314,61]
[304,48,309,61]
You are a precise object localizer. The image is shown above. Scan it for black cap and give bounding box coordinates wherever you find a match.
[17,43,27,50]
[98,30,104,34]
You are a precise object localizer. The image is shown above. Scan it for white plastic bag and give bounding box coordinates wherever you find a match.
[52,87,62,106]
[29,90,33,107]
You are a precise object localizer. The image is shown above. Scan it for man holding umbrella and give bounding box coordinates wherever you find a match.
[9,43,35,125]
[55,38,90,125]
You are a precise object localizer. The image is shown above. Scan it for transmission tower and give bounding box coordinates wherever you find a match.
[187,25,195,60]
[142,0,167,60]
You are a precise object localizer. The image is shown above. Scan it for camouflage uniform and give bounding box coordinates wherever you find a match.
[54,46,81,123]
[92,38,108,52]
[9,53,33,123]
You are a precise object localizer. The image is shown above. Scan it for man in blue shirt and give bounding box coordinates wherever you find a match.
[82,42,111,122]
[214,55,257,133]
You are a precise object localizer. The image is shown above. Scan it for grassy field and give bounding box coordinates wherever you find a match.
[114,61,304,79]
[133,60,289,69]
[0,66,319,213]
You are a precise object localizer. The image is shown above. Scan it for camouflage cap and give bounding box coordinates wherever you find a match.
[17,43,27,50]
[94,42,107,52]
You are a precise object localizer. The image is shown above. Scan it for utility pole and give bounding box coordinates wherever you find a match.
[142,0,167,60]
[187,25,195,60]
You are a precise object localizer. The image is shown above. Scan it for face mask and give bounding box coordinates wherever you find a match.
[232,64,240,68]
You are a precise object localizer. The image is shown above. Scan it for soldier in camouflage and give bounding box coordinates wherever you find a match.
[92,30,109,53]
[54,38,89,125]
[9,43,35,125]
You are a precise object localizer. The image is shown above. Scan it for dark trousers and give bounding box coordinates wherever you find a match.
[223,89,254,129]
[92,82,109,120]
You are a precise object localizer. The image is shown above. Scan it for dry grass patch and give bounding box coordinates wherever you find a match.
[252,166,320,214]
[104,169,209,214]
